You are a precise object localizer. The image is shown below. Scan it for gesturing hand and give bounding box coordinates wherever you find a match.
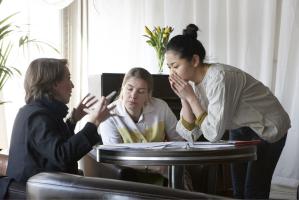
[70,93,98,123]
[169,72,196,102]
[84,96,116,127]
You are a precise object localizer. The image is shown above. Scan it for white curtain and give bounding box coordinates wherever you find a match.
[38,0,74,9]
[62,0,90,170]
[0,0,62,149]
[88,0,280,81]
[272,0,299,187]
[87,0,299,187]
[62,0,90,131]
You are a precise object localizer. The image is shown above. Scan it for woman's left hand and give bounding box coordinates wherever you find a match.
[169,73,196,102]
[84,96,116,127]
[71,93,98,123]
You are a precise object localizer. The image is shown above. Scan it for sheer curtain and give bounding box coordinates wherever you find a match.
[0,0,62,149]
[0,0,89,149]
[86,0,299,187]
[272,0,299,187]
[62,0,90,131]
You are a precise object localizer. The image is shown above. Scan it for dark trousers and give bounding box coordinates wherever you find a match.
[229,127,286,199]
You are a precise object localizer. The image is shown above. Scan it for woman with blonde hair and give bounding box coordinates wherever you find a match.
[99,67,183,185]
[100,67,182,144]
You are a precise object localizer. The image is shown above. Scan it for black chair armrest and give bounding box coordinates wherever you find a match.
[0,176,26,200]
[27,172,228,199]
[6,181,26,200]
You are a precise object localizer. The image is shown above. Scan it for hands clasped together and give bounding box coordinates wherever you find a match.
[169,72,196,102]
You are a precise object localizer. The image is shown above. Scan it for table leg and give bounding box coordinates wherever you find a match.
[168,165,184,189]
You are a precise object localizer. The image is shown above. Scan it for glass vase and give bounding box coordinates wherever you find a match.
[156,51,165,73]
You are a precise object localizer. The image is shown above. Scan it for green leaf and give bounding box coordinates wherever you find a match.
[1,11,58,104]
[0,12,19,27]
[146,40,155,47]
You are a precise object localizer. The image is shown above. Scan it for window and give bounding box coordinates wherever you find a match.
[0,0,62,149]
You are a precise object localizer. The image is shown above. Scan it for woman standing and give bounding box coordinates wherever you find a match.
[166,24,290,199]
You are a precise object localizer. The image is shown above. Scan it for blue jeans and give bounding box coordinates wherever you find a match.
[229,127,286,199]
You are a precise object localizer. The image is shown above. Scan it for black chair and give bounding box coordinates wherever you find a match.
[27,172,229,199]
[1,177,26,200]
[0,153,26,199]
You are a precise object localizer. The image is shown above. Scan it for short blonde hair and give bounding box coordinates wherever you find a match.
[120,67,153,100]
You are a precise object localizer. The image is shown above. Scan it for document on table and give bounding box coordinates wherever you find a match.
[98,142,180,150]
[96,141,239,150]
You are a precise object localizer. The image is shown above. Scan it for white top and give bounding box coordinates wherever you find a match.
[99,97,183,144]
[177,63,291,143]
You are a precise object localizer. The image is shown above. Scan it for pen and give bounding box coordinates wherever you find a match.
[106,91,117,102]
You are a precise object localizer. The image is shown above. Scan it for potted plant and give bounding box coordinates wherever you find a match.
[0,0,58,104]
[0,13,20,104]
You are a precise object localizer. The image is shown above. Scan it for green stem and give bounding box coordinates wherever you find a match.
[156,51,164,73]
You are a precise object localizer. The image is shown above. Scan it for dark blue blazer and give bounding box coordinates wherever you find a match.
[7,99,101,183]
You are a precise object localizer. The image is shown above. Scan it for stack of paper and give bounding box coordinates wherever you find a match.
[97,141,244,150]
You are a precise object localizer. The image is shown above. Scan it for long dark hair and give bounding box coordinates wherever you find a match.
[166,24,206,63]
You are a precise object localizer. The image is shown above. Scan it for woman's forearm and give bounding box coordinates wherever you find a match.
[187,95,205,118]
[180,99,195,122]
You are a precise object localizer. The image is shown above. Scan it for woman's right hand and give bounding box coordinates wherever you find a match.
[169,72,196,103]
[169,76,181,98]
[84,96,115,127]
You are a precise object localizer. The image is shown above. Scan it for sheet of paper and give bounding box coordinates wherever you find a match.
[97,142,179,149]
[96,141,235,150]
